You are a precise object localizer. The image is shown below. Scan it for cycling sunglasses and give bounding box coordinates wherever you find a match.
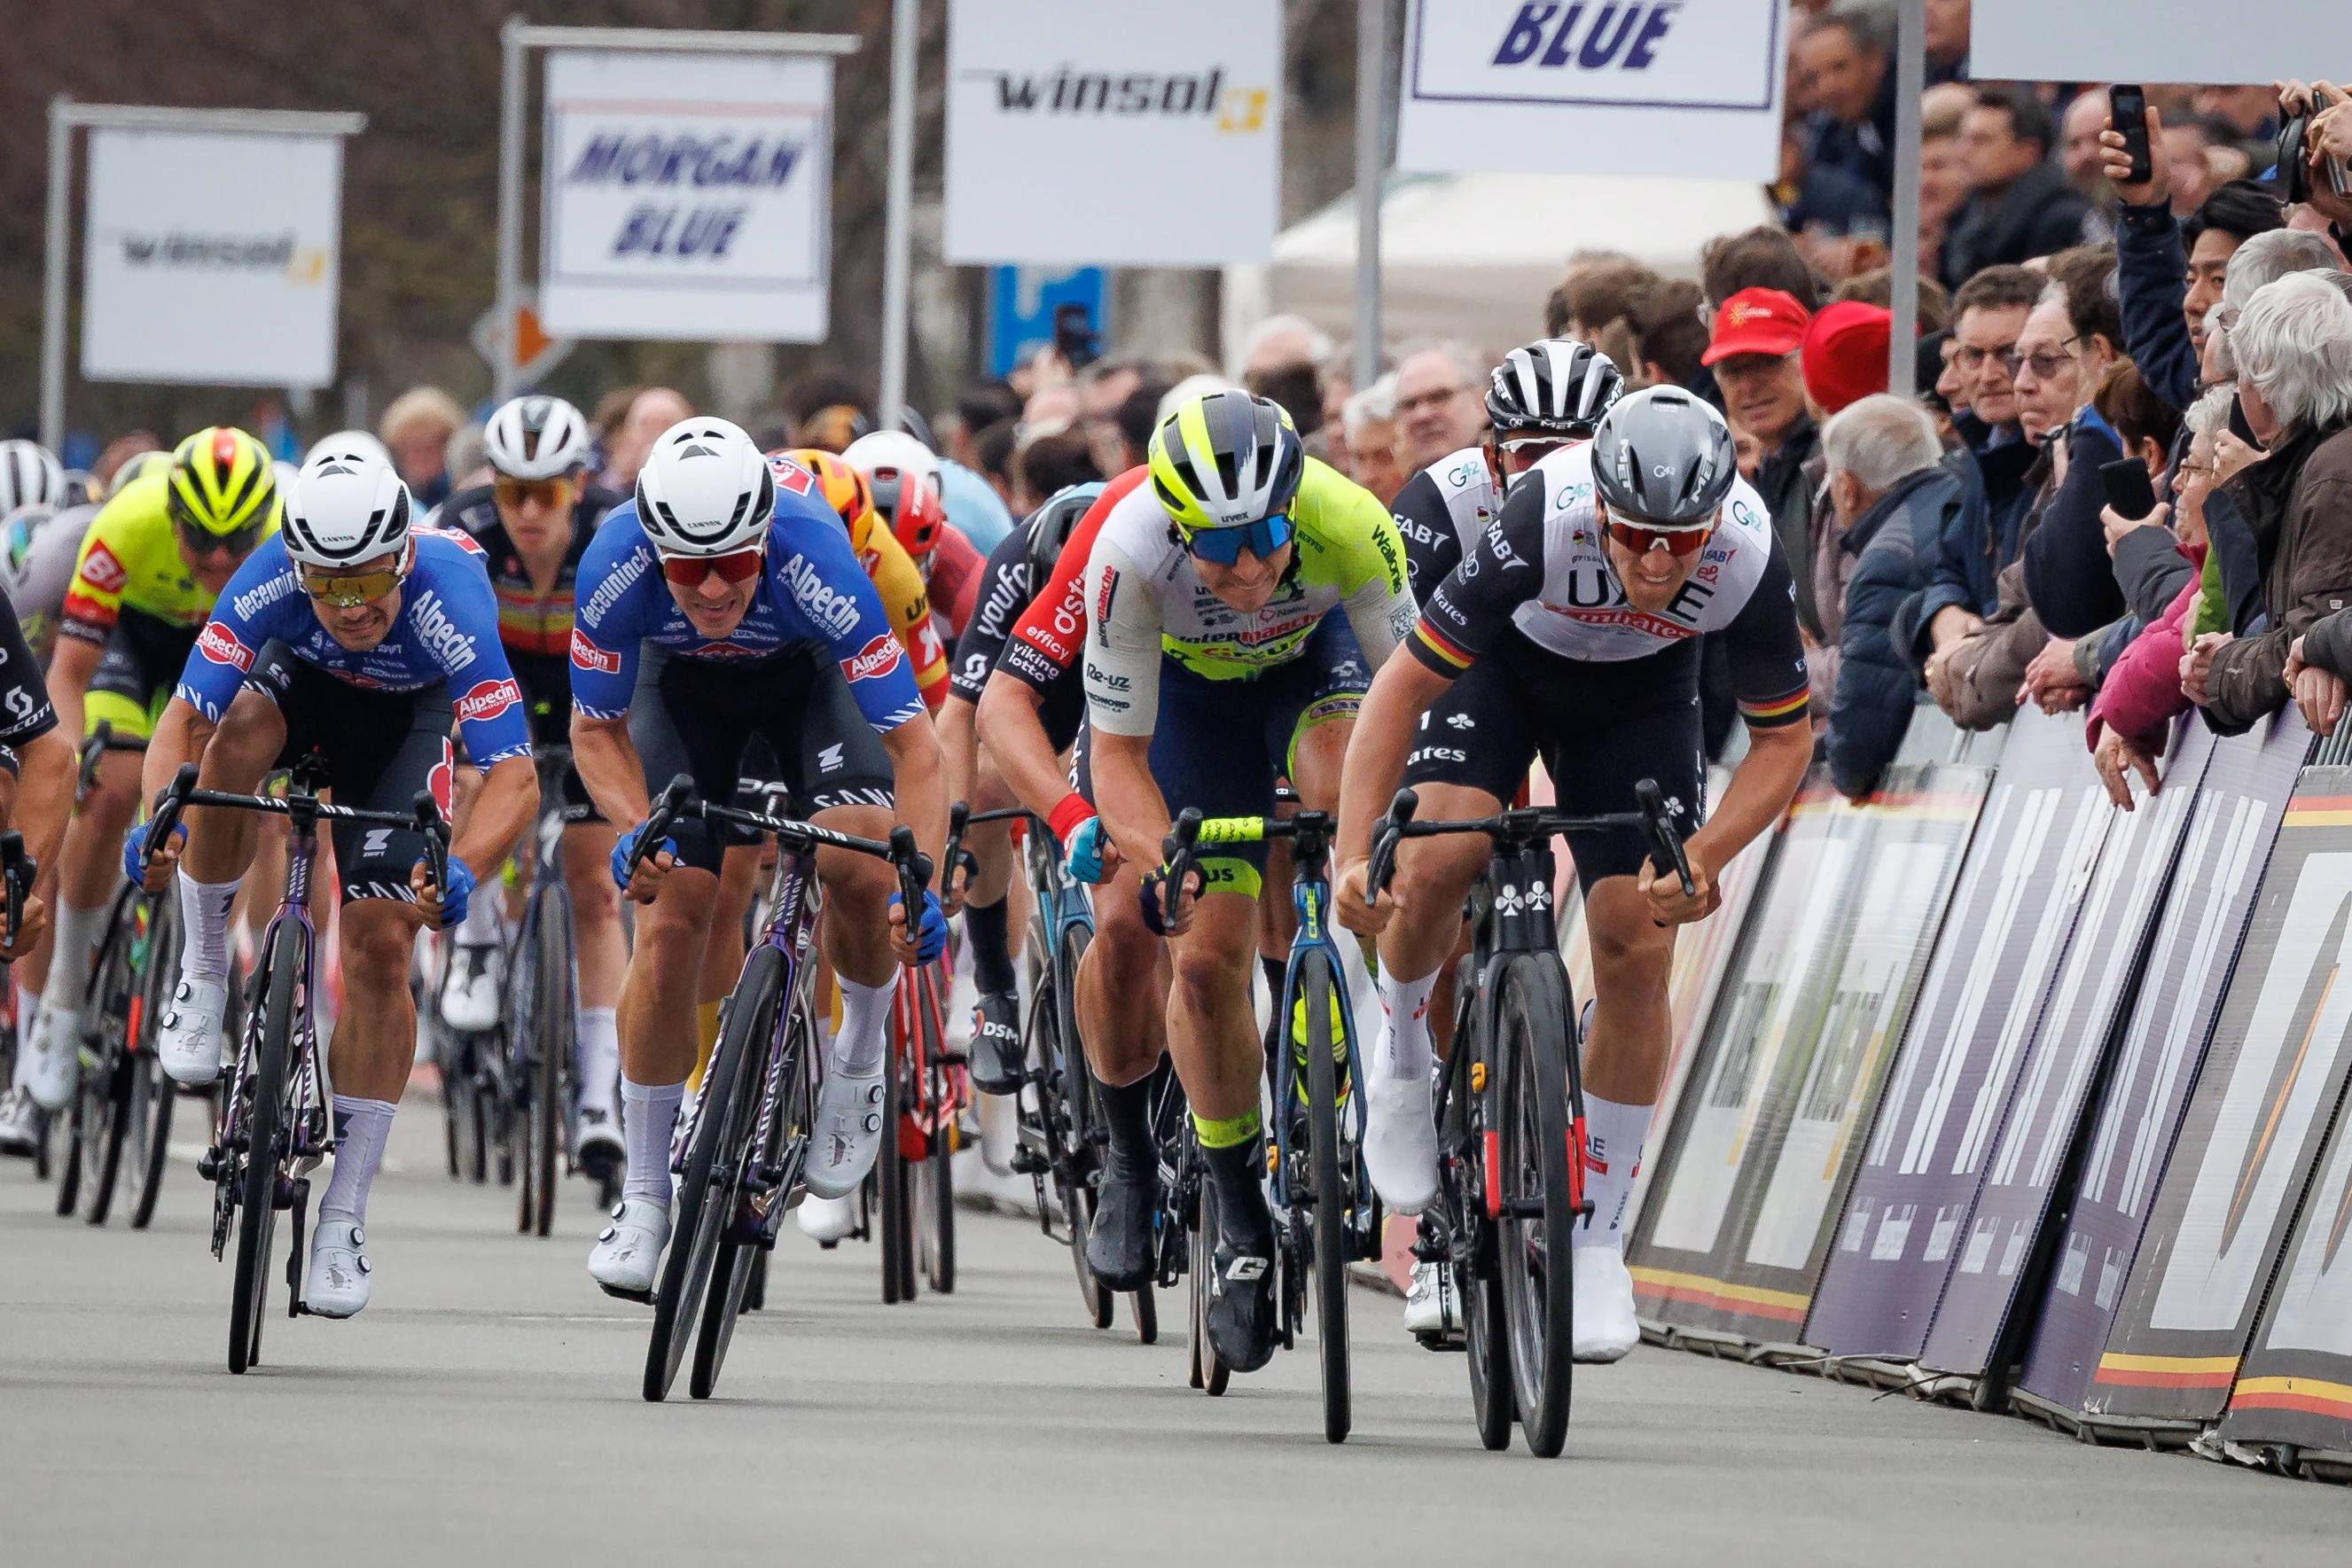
[1177,513,1293,567]
[167,490,264,559]
[660,547,765,587]
[1599,506,1713,558]
[494,476,574,510]
[301,566,404,607]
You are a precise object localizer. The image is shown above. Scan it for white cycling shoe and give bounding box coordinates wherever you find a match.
[1363,1073,1439,1216]
[1571,1245,1641,1363]
[440,945,504,1034]
[797,1191,861,1244]
[1403,1257,1459,1338]
[306,1221,373,1318]
[802,1067,887,1200]
[0,1087,43,1156]
[21,999,81,1111]
[589,1198,671,1299]
[158,975,231,1088]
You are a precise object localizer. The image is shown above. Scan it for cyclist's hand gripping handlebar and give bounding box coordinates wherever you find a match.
[0,831,32,954]
[1366,787,1420,904]
[625,775,694,886]
[412,790,450,904]
[1635,778,1696,898]
[888,824,934,923]
[1152,808,1204,935]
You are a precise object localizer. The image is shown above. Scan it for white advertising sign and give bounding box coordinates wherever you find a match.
[1973,1,2352,87]
[541,50,833,342]
[1397,0,1789,183]
[945,0,1282,267]
[82,128,343,387]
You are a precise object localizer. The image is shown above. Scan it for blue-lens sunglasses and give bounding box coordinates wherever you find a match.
[1179,513,1293,566]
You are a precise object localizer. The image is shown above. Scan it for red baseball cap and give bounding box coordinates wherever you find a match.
[1701,287,1811,367]
[1801,302,1894,417]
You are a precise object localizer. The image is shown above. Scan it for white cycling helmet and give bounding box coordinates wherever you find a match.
[634,417,775,558]
[841,430,945,557]
[0,441,66,515]
[106,449,172,498]
[283,440,413,569]
[305,429,393,469]
[483,394,591,481]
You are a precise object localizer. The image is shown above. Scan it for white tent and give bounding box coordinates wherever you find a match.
[1223,171,1774,369]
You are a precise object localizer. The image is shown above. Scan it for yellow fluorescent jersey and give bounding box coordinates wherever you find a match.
[63,472,272,641]
[774,449,949,709]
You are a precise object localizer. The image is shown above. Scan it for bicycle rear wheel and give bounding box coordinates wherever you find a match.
[127,895,184,1229]
[645,946,772,1402]
[1189,1158,1230,1396]
[80,909,139,1225]
[1492,956,1575,1456]
[917,967,955,1295]
[878,1035,916,1305]
[1052,923,1113,1329]
[230,921,301,1374]
[527,889,572,1238]
[1299,950,1352,1444]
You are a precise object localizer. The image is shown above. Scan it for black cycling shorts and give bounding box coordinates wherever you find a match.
[88,607,199,739]
[625,645,895,872]
[1400,630,1706,894]
[241,640,457,906]
[508,647,599,823]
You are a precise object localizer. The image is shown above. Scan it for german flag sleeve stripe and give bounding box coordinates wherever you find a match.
[1738,684,1810,727]
[1409,618,1473,674]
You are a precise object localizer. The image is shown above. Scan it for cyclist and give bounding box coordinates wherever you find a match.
[0,583,72,977]
[567,417,948,1299]
[131,438,540,1319]
[0,440,69,520]
[1333,388,1813,1363]
[435,394,629,1182]
[1081,390,1414,1372]
[1386,338,1624,1338]
[938,481,1100,1093]
[781,448,950,709]
[844,431,987,637]
[19,429,280,1115]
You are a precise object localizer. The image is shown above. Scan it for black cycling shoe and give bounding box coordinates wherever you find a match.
[1206,1236,1280,1374]
[967,990,1026,1095]
[1085,1159,1159,1290]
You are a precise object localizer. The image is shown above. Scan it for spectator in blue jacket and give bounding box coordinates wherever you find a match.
[1824,396,1960,800]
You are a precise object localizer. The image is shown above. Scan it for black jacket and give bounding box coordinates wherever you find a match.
[2113,200,2201,413]
[2020,412,2128,637]
[1831,466,1964,797]
[1909,416,2041,659]
[1940,160,2098,290]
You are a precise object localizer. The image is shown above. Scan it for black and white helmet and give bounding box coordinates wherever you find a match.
[1486,340,1623,439]
[483,395,592,481]
[1590,388,1738,527]
[634,417,775,558]
[283,441,413,569]
[0,441,66,514]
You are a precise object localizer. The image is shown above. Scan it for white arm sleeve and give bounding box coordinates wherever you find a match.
[1340,570,1415,673]
[1082,538,1163,737]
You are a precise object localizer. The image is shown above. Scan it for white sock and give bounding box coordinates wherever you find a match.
[454,887,503,948]
[320,1095,397,1224]
[1375,968,1438,1082]
[575,1008,619,1118]
[1575,1094,1653,1249]
[833,975,894,1077]
[40,899,108,1012]
[620,1077,684,1209]
[176,871,242,982]
[10,981,31,1088]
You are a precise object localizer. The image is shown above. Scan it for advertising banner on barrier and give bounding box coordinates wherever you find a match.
[82,127,344,388]
[1396,0,1789,182]
[1805,708,2115,1360]
[2019,717,2308,1419]
[2092,755,2352,1427]
[540,49,834,341]
[1628,761,1989,1344]
[1917,724,2216,1378]
[1972,1,2350,88]
[943,0,1281,265]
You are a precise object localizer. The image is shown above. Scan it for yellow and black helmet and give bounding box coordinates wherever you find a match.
[167,426,281,542]
[1147,390,1303,534]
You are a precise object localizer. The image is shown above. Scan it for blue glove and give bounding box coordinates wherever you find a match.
[611,821,679,891]
[122,819,184,884]
[1065,815,1108,885]
[892,889,949,964]
[436,855,477,930]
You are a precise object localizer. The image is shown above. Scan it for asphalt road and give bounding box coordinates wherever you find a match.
[2,1094,2343,1568]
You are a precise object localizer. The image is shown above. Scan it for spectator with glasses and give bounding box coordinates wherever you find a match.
[1392,344,1492,470]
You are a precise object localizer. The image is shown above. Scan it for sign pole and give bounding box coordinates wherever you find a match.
[1353,0,1386,391]
[878,0,918,428]
[41,97,73,455]
[1887,0,1925,399]
[496,15,527,404]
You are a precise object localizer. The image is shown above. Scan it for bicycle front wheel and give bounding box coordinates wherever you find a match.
[527,888,573,1238]
[231,922,302,1374]
[1300,950,1352,1445]
[917,965,955,1296]
[127,894,184,1229]
[1491,955,1575,1456]
[81,909,140,1225]
[1052,922,1113,1329]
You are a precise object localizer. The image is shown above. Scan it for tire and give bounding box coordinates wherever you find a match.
[1300,951,1351,1444]
[527,888,572,1238]
[645,946,774,1402]
[917,971,955,1295]
[81,904,140,1225]
[1053,923,1111,1327]
[128,894,184,1229]
[230,921,302,1375]
[54,1091,83,1216]
[878,1037,916,1306]
[1492,956,1575,1457]
[1134,1282,1158,1346]
[1455,962,1512,1451]
[692,999,809,1397]
[1190,1164,1229,1396]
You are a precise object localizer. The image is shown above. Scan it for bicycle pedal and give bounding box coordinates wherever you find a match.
[595,1281,655,1307]
[1413,1330,1466,1353]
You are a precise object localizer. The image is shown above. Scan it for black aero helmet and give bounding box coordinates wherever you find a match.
[1486,339,1624,438]
[1590,387,1738,527]
[1022,481,1104,587]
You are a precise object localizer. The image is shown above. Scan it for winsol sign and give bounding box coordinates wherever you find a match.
[82,127,344,387]
[541,49,834,342]
[1397,0,1788,182]
[945,0,1281,266]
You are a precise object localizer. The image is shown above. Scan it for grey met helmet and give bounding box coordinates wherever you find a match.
[1486,339,1623,439]
[1589,387,1737,527]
